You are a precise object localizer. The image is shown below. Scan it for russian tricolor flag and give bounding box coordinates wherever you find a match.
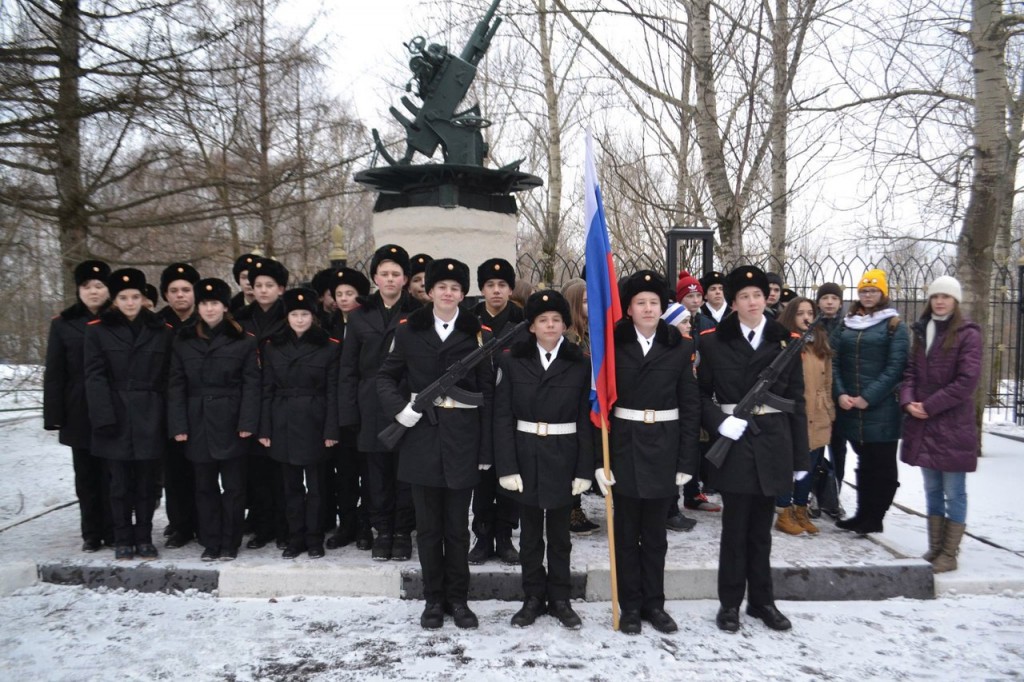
[584,131,621,428]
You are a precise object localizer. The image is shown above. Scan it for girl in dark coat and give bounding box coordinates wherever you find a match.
[377,258,494,631]
[595,270,701,637]
[494,290,594,630]
[258,288,340,559]
[899,276,982,573]
[167,278,261,561]
[830,269,910,535]
[44,260,113,552]
[84,268,174,560]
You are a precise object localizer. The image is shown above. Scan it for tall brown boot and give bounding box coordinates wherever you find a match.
[793,505,819,534]
[931,520,966,573]
[774,506,804,535]
[923,515,944,562]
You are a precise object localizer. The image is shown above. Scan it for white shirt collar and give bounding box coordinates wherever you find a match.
[434,308,459,342]
[635,325,656,356]
[739,316,767,350]
[537,336,564,370]
[707,301,728,322]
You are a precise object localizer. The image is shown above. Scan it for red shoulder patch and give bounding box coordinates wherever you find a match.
[699,328,716,336]
[246,331,256,337]
[481,324,493,332]
[87,319,101,325]
[329,337,340,344]
[399,318,408,325]
[502,348,511,353]
[165,323,174,329]
[790,332,800,339]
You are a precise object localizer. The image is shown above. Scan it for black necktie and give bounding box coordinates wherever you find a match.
[747,329,755,344]
[545,352,552,362]
[442,323,449,330]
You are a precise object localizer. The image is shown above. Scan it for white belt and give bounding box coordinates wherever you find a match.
[516,420,577,436]
[410,393,477,409]
[719,404,782,416]
[612,407,679,424]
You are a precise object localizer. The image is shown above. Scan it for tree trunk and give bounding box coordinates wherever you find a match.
[537,0,562,285]
[55,0,88,304]
[768,0,789,271]
[257,0,274,257]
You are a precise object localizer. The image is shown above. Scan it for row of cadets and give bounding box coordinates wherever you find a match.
[377,258,493,630]
[339,245,421,561]
[468,257,523,566]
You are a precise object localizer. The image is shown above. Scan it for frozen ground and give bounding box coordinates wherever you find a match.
[2,364,1023,680]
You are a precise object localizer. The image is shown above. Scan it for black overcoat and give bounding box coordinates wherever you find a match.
[234,299,286,350]
[167,322,261,463]
[377,305,494,490]
[83,308,174,461]
[43,302,106,448]
[259,326,341,465]
[493,337,595,509]
[338,292,420,452]
[605,320,701,499]
[696,314,810,496]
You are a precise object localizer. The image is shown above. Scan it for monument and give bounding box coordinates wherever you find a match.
[354,0,542,292]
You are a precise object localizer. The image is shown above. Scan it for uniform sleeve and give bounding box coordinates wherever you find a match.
[575,369,597,480]
[166,340,188,437]
[376,325,409,421]
[492,354,517,477]
[697,337,727,436]
[42,319,65,430]
[258,346,276,440]
[238,338,262,434]
[83,326,116,429]
[921,327,983,417]
[323,342,341,441]
[676,339,701,476]
[860,321,909,406]
[337,317,361,427]
[475,338,496,469]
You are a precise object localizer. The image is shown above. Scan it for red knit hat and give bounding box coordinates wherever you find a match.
[675,271,704,301]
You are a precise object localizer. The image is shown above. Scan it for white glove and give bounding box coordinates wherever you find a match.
[396,403,422,428]
[793,470,809,481]
[479,464,492,471]
[718,415,748,440]
[675,473,692,486]
[571,478,592,496]
[499,474,523,492]
[594,468,616,496]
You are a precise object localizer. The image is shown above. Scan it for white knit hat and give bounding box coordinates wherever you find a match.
[926,275,962,303]
[662,301,691,326]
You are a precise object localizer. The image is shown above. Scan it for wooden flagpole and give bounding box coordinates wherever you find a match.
[601,413,619,631]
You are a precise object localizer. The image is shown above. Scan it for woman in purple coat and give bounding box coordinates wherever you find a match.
[900,276,982,573]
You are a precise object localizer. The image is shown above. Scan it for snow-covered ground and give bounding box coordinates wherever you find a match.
[2,364,1024,680]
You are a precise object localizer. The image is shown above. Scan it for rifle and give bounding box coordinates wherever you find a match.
[705,316,821,468]
[377,320,526,450]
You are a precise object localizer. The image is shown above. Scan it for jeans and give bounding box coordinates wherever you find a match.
[775,448,824,507]
[921,468,967,524]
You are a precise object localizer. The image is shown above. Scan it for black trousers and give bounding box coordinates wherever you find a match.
[163,439,197,536]
[107,459,159,546]
[850,440,900,522]
[366,451,414,535]
[519,503,572,602]
[411,484,472,605]
[680,439,713,506]
[72,447,112,544]
[328,428,367,528]
[718,491,775,608]
[194,457,247,552]
[612,493,672,612]
[247,446,287,540]
[282,461,327,547]
[471,467,519,536]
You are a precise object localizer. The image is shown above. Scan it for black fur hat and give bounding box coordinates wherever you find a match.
[195,278,232,307]
[699,270,726,292]
[74,260,111,287]
[410,253,433,278]
[525,289,571,327]
[620,270,669,316]
[725,265,770,304]
[160,263,201,298]
[108,268,147,298]
[425,258,470,293]
[232,253,259,284]
[283,287,318,314]
[331,267,371,298]
[247,258,289,287]
[370,244,410,277]
[311,268,337,297]
[143,284,159,305]
[477,258,516,290]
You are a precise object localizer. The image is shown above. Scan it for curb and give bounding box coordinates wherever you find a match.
[0,561,38,595]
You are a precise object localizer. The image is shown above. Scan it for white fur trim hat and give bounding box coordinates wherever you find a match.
[927,275,962,303]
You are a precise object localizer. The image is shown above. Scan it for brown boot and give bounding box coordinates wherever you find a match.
[931,520,966,573]
[923,515,945,562]
[793,505,819,534]
[774,506,804,535]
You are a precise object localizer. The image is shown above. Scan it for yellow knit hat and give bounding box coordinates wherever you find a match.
[857,269,889,297]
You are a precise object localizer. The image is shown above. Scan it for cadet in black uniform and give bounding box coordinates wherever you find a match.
[469,257,523,565]
[167,278,260,561]
[697,265,809,633]
[494,290,593,629]
[408,253,433,305]
[157,262,201,549]
[259,288,341,559]
[234,257,290,549]
[595,270,701,636]
[378,258,494,630]
[325,267,373,550]
[44,260,114,552]
[229,253,259,314]
[84,268,174,560]
[339,245,420,561]
[311,267,337,330]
